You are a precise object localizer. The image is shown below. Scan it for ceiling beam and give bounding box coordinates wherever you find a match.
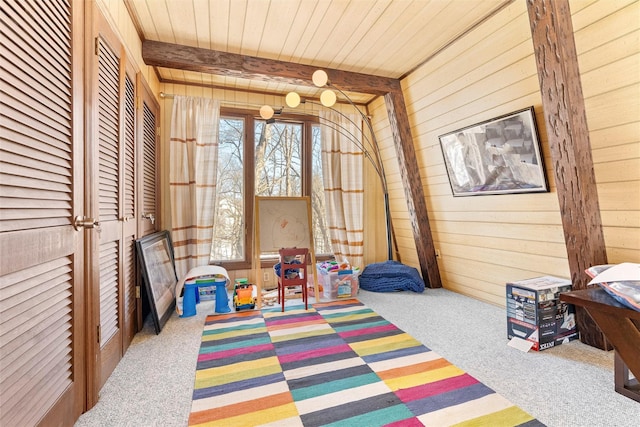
[142,40,397,96]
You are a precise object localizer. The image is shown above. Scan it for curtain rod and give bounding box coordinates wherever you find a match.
[159,92,367,108]
[159,92,373,121]
[159,92,268,109]
[160,92,334,117]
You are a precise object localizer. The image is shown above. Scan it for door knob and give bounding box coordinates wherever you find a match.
[74,216,101,230]
[141,213,155,224]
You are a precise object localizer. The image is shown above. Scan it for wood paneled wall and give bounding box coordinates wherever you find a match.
[370,0,639,307]
[572,0,640,262]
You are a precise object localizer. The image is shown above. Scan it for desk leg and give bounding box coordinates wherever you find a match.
[615,352,640,403]
[584,310,640,403]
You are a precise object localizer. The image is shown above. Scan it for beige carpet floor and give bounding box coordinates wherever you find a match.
[74,288,638,427]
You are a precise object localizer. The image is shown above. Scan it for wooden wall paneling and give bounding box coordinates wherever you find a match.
[438,231,569,259]
[527,0,610,349]
[400,3,531,119]
[574,0,640,266]
[575,29,639,76]
[389,0,574,301]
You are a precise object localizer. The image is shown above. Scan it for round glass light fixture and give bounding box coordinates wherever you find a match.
[312,69,329,87]
[285,92,301,108]
[259,105,274,120]
[320,89,337,107]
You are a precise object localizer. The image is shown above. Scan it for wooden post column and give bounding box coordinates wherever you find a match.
[527,0,610,349]
[385,86,441,288]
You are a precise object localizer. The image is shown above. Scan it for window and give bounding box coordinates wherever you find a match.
[311,125,332,254]
[255,120,302,197]
[211,116,245,262]
[210,110,331,267]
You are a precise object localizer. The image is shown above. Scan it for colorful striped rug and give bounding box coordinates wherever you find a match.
[189,299,543,427]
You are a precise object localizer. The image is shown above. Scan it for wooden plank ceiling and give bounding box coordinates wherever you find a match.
[126,0,510,102]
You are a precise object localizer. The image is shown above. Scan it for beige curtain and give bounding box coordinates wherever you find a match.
[169,96,220,279]
[319,110,364,269]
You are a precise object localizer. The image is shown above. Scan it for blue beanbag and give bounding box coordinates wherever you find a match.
[359,260,425,293]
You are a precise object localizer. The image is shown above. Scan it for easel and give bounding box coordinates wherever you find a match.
[254,196,320,308]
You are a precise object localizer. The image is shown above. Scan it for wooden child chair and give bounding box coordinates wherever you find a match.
[277,247,309,312]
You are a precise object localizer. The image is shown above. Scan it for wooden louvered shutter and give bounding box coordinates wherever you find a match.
[89,9,143,395]
[0,0,85,425]
[92,32,125,390]
[96,35,120,348]
[122,72,137,347]
[140,96,158,236]
[123,76,136,223]
[135,77,159,328]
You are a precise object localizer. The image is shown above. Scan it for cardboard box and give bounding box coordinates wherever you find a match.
[506,276,578,351]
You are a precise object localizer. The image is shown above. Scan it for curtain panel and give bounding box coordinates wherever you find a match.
[169,96,220,278]
[319,111,364,269]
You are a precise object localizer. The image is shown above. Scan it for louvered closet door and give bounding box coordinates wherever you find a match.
[94,33,125,390]
[0,0,85,426]
[139,87,158,237]
[121,70,137,349]
[86,7,144,400]
[136,78,159,328]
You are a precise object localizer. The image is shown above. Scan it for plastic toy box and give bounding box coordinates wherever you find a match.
[316,265,359,300]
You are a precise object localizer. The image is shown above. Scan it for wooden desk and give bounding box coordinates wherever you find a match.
[561,287,640,402]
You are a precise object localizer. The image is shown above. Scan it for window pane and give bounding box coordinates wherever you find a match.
[311,125,332,255]
[211,117,245,261]
[255,120,302,197]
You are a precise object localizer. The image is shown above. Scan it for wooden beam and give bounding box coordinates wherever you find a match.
[142,40,397,95]
[527,0,610,349]
[385,86,442,288]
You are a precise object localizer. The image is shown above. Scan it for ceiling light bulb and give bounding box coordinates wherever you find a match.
[320,89,336,107]
[285,92,301,108]
[259,105,274,120]
[312,70,329,87]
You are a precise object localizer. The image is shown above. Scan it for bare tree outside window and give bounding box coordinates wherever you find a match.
[255,120,302,197]
[311,125,332,254]
[211,117,245,261]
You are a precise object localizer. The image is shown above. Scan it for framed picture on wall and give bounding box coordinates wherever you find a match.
[135,231,177,334]
[438,106,548,196]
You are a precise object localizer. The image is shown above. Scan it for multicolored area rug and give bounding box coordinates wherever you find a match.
[188,299,543,427]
